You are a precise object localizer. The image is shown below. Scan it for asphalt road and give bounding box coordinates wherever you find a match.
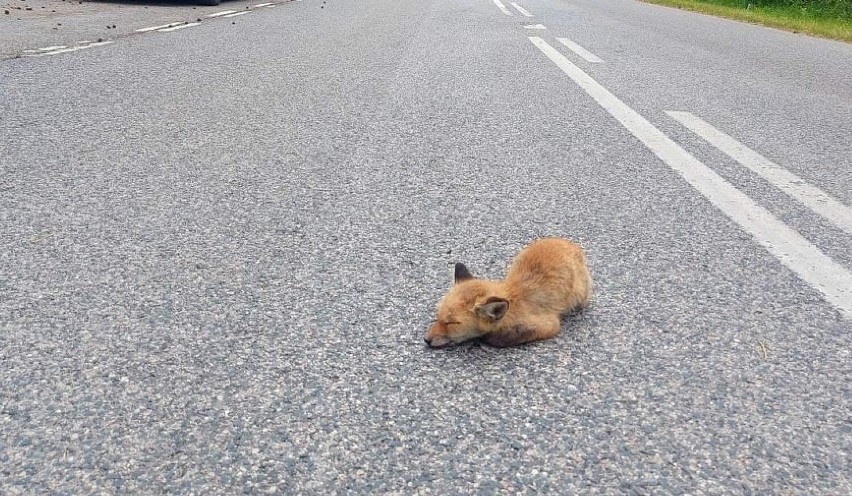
[1,0,851,493]
[0,0,293,60]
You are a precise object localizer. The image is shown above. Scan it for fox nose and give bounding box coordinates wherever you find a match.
[424,337,432,346]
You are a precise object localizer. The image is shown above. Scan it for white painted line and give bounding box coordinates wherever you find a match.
[207,10,237,17]
[38,45,67,51]
[159,22,201,32]
[529,36,852,318]
[557,37,604,63]
[135,22,183,33]
[524,24,547,30]
[76,40,94,45]
[666,111,852,235]
[30,41,113,57]
[223,11,251,17]
[510,2,533,16]
[492,0,512,16]
[253,2,274,7]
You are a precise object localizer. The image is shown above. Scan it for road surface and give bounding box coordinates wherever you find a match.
[1,0,851,493]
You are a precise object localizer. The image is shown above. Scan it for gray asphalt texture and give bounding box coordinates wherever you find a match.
[0,0,293,60]
[1,0,851,493]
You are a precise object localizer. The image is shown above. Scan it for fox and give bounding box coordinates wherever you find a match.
[425,237,592,348]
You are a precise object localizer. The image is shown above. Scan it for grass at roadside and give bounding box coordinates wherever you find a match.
[641,0,852,42]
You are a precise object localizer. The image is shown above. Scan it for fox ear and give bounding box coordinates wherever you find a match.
[476,297,509,321]
[454,262,474,283]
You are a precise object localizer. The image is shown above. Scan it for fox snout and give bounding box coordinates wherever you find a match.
[424,336,452,348]
[424,322,452,348]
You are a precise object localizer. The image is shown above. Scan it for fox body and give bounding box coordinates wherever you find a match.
[425,237,591,348]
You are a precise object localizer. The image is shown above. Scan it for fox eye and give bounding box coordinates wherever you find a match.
[445,321,461,327]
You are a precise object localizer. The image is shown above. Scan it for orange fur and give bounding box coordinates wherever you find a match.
[425,237,591,348]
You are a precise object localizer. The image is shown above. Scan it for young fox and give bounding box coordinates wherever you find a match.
[425,237,592,348]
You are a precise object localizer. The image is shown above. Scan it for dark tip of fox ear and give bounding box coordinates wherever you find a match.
[454,262,474,283]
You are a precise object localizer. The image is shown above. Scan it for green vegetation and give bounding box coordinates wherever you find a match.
[642,0,852,42]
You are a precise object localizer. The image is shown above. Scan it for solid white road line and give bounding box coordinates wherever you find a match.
[159,22,201,32]
[136,22,183,33]
[492,0,513,16]
[529,36,852,318]
[557,37,604,63]
[510,2,533,16]
[30,41,113,56]
[223,11,251,17]
[666,111,852,235]
[38,45,67,51]
[207,10,237,17]
[253,2,274,7]
[524,24,547,30]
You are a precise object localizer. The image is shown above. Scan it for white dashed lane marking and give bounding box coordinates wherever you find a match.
[529,36,852,318]
[19,1,289,59]
[524,24,547,30]
[207,10,237,17]
[557,37,604,63]
[136,22,183,33]
[667,111,852,235]
[510,2,533,16]
[24,46,66,53]
[27,41,113,57]
[159,22,201,32]
[492,0,513,16]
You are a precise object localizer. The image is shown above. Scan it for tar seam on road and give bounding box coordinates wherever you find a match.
[529,36,852,318]
[667,111,852,235]
[557,37,604,63]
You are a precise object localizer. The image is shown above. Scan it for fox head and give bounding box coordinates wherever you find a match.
[424,263,509,348]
